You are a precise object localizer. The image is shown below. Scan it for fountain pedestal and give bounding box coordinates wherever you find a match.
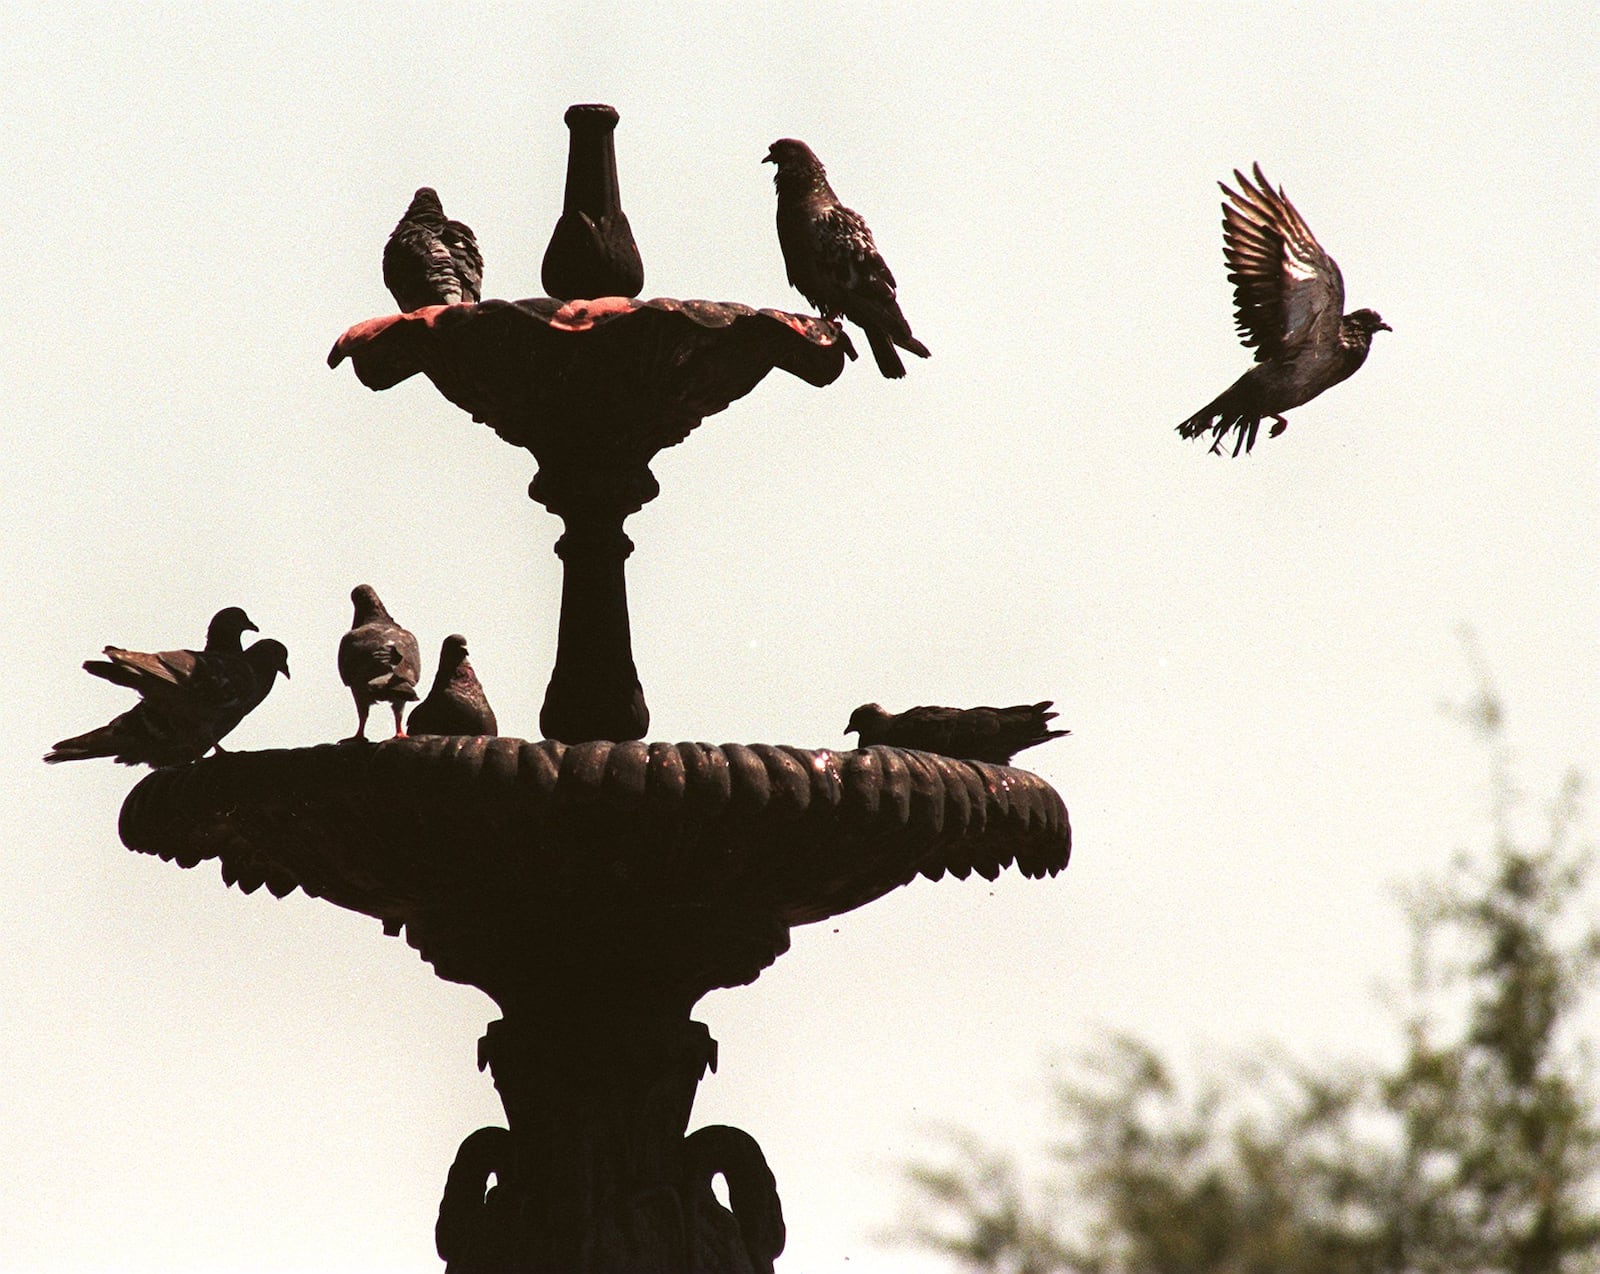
[120,738,1069,1271]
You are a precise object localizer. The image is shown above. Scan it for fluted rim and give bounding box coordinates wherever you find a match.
[120,737,1070,928]
[327,296,851,395]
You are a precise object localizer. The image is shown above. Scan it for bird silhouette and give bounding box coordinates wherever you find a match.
[845,701,1068,765]
[1178,163,1389,456]
[338,585,420,741]
[765,138,928,379]
[383,187,483,312]
[47,618,289,767]
[408,634,497,737]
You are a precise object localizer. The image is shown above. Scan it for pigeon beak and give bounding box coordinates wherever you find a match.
[1377,320,1392,332]
[762,148,776,164]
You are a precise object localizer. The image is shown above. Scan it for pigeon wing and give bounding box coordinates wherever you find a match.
[84,645,206,699]
[813,203,898,311]
[443,218,483,303]
[340,623,419,697]
[1221,164,1345,361]
[384,222,465,310]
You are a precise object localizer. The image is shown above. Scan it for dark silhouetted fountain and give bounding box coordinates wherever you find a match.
[119,105,1070,1273]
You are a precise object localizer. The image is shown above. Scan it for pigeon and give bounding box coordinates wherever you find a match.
[407,634,498,737]
[1178,163,1389,456]
[47,633,290,767]
[382,187,483,312]
[338,585,421,741]
[78,605,258,691]
[72,603,258,704]
[845,701,1069,766]
[764,138,929,379]
[201,605,258,653]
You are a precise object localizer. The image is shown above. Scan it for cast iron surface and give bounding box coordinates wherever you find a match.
[328,297,849,467]
[120,737,1069,934]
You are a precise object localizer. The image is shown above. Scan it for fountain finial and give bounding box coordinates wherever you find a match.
[541,103,644,301]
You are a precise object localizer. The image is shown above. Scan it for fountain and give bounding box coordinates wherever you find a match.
[118,104,1071,1273]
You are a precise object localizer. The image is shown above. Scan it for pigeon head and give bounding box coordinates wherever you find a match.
[247,638,291,681]
[438,633,470,668]
[206,606,258,650]
[403,186,446,221]
[1347,308,1391,335]
[764,138,814,165]
[764,139,829,193]
[350,584,393,625]
[845,703,889,738]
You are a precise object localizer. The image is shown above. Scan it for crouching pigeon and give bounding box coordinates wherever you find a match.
[408,634,497,737]
[47,609,289,766]
[1178,163,1389,456]
[383,187,483,312]
[765,138,929,379]
[845,701,1069,765]
[338,585,420,741]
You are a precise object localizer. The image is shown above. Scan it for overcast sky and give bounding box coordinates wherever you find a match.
[3,5,1596,1271]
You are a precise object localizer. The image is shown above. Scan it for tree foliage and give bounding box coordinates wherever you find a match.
[900,682,1600,1273]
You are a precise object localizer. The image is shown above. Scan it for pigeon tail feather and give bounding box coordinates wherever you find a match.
[864,326,907,378]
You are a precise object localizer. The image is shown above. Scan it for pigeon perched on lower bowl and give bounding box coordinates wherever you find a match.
[845,701,1069,766]
[408,634,497,738]
[338,585,420,741]
[47,612,289,767]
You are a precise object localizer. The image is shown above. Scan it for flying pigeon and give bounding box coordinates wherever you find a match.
[47,629,290,767]
[407,634,498,737]
[382,187,484,312]
[338,585,420,741]
[1178,163,1389,456]
[844,701,1069,765]
[764,138,929,379]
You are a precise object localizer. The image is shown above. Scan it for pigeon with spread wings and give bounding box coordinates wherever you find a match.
[1178,164,1389,456]
[47,611,289,767]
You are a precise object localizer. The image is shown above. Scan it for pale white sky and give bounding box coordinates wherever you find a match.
[3,5,1596,1271]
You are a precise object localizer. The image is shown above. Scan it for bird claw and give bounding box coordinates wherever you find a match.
[1268,416,1288,438]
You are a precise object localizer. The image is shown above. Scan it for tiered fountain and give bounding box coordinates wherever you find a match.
[118,104,1070,1273]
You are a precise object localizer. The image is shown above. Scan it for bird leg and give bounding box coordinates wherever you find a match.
[1268,414,1289,438]
[343,700,371,744]
[391,700,407,738]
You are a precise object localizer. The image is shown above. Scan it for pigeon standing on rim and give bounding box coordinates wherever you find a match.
[1178,163,1389,456]
[408,634,498,737]
[764,138,929,379]
[338,585,421,741]
[47,612,290,767]
[845,701,1069,766]
[383,187,484,312]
